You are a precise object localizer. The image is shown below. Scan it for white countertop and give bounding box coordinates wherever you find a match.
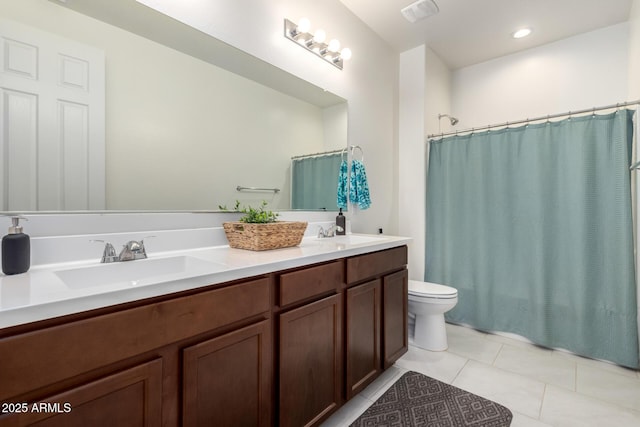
[0,234,410,329]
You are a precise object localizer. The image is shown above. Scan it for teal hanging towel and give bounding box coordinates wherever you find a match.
[349,159,371,210]
[336,159,348,209]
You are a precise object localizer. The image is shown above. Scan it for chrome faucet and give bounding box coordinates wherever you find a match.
[317,225,344,238]
[118,239,151,261]
[91,240,119,263]
[92,237,154,263]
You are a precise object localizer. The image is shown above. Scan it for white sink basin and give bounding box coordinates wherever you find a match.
[54,256,226,289]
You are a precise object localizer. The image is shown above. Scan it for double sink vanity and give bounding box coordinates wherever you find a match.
[0,232,410,426]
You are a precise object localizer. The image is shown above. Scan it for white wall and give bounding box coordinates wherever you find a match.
[398,46,426,279]
[398,46,452,280]
[323,103,349,152]
[137,0,399,234]
[425,48,453,137]
[629,0,640,100]
[452,23,630,129]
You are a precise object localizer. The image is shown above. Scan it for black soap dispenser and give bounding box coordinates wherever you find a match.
[2,216,30,275]
[336,208,346,235]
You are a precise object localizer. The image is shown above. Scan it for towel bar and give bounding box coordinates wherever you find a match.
[236,186,280,193]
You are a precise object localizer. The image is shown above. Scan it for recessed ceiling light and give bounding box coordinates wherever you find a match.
[513,28,532,39]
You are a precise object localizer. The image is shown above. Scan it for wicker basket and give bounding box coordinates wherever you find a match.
[223,221,308,251]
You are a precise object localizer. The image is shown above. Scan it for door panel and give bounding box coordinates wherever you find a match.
[0,19,105,210]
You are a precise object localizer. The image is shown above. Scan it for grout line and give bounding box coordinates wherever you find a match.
[537,383,547,421]
[450,357,471,385]
[491,343,504,366]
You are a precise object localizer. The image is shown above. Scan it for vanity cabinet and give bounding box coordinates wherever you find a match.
[182,320,271,427]
[0,245,408,427]
[382,269,409,368]
[279,294,343,427]
[0,276,272,427]
[345,279,381,399]
[345,246,408,397]
[0,359,163,426]
[277,260,344,427]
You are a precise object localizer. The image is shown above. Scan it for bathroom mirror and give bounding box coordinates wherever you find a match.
[1,0,347,212]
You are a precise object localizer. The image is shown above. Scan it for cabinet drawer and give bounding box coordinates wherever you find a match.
[346,246,407,284]
[0,277,270,400]
[279,261,343,307]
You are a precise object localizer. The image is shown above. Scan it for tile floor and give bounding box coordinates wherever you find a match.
[321,323,640,427]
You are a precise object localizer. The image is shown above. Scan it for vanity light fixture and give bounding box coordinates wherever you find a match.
[284,18,352,70]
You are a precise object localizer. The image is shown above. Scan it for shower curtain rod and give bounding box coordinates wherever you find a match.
[291,148,344,160]
[427,99,640,140]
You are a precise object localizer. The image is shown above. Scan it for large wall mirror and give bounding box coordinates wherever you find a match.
[1,0,347,213]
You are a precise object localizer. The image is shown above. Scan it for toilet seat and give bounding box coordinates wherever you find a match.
[408,280,457,299]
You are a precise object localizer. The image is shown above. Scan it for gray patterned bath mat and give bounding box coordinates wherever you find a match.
[350,371,513,426]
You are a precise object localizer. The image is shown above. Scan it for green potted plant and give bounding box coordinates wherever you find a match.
[222,201,307,251]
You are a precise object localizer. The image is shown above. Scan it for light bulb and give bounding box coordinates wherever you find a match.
[327,39,340,52]
[313,29,326,44]
[297,18,311,34]
[512,28,532,39]
[340,47,352,61]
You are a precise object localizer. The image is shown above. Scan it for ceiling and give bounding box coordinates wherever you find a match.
[338,0,633,69]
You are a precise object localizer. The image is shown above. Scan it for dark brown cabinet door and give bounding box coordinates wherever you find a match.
[382,269,409,368]
[0,359,163,427]
[182,320,272,427]
[279,294,342,427]
[345,279,381,399]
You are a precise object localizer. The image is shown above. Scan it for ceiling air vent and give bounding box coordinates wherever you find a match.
[401,0,439,23]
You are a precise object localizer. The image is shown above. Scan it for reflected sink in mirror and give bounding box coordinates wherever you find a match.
[54,256,226,289]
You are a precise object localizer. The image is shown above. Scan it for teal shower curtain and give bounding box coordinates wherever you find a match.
[291,153,342,210]
[426,110,639,368]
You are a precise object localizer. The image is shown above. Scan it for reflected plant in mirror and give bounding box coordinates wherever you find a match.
[218,200,279,223]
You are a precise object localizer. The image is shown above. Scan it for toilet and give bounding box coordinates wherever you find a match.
[408,280,458,351]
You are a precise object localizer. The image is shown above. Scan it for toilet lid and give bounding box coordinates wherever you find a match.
[408,280,458,298]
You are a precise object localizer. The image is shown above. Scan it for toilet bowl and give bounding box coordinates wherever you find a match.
[408,280,458,351]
